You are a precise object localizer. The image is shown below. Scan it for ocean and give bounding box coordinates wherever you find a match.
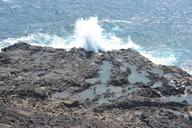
[0,0,192,74]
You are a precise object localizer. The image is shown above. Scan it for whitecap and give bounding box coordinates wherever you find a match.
[1,0,11,3]
[102,19,132,24]
[140,51,176,65]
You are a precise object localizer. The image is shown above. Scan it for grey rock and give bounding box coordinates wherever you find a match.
[0,43,192,128]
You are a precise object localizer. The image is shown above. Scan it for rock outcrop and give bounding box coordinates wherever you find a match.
[0,42,192,128]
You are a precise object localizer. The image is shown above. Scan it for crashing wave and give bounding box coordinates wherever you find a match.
[0,17,139,52]
[0,17,177,67]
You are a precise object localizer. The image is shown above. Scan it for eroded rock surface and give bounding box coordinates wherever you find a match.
[0,42,192,128]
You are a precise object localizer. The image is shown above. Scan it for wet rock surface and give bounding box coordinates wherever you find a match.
[0,42,192,128]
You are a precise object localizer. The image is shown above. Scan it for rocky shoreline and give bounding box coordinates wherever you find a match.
[0,42,192,128]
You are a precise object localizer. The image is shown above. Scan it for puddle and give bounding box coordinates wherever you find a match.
[152,81,163,88]
[85,61,111,85]
[163,73,174,79]
[128,72,150,84]
[99,61,111,83]
[125,64,150,84]
[121,63,150,84]
[151,67,164,77]
[74,61,133,104]
[161,95,192,104]
[97,86,123,105]
[74,61,113,102]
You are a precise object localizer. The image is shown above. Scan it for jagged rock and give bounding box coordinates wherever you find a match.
[0,43,192,128]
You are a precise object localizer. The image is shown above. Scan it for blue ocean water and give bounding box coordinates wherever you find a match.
[0,0,192,74]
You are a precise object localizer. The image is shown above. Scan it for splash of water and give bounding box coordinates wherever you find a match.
[62,17,139,52]
[0,17,139,52]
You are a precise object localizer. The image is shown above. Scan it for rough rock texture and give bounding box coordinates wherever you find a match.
[0,42,192,128]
